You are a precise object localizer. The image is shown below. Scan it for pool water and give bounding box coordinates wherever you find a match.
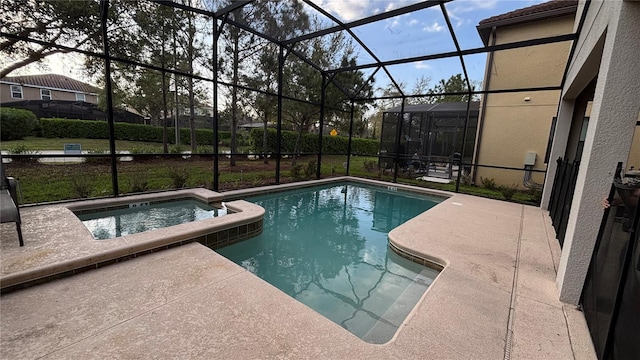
[216,183,441,343]
[77,199,226,240]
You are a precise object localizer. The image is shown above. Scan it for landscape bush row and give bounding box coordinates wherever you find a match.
[39,118,232,146]
[1,108,381,155]
[248,128,379,155]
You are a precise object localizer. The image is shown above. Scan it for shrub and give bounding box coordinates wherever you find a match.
[363,159,378,172]
[128,174,149,193]
[459,171,472,186]
[39,118,230,146]
[499,184,519,200]
[70,177,94,198]
[304,160,317,178]
[1,108,39,140]
[290,164,303,179]
[169,144,186,154]
[130,146,161,155]
[248,128,379,155]
[480,177,497,190]
[169,168,189,188]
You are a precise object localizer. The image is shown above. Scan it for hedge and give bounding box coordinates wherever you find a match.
[1,108,39,141]
[249,128,379,155]
[40,118,231,145]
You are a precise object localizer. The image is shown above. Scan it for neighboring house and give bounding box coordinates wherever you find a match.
[473,0,578,187]
[0,73,144,123]
[0,73,98,104]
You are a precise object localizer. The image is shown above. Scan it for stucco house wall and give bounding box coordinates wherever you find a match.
[474,12,575,187]
[542,0,640,305]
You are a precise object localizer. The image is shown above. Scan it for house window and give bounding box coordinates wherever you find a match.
[76,93,86,102]
[10,85,22,99]
[41,89,51,101]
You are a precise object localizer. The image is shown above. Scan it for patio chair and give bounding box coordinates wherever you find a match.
[0,155,24,246]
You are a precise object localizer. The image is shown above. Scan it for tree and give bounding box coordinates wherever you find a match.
[281,28,373,166]
[242,0,310,164]
[430,73,478,103]
[217,1,269,166]
[0,0,137,78]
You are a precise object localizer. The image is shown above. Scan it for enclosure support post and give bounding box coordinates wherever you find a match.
[393,99,406,183]
[316,75,327,179]
[212,18,224,191]
[275,46,284,185]
[100,0,118,197]
[455,99,472,192]
[346,101,355,175]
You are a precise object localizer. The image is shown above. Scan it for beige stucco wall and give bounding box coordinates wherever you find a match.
[474,15,575,187]
[1,83,97,104]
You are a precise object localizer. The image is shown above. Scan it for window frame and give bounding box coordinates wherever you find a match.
[10,85,23,99]
[76,93,86,102]
[41,88,52,101]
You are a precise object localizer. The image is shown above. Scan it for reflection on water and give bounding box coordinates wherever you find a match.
[217,183,441,343]
[77,199,225,239]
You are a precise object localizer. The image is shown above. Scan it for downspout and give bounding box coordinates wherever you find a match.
[472,25,496,184]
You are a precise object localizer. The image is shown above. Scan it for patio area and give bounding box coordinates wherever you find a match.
[0,178,596,359]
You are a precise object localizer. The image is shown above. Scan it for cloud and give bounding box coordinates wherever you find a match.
[414,61,431,69]
[423,21,444,33]
[452,0,499,13]
[445,0,499,27]
[408,19,419,26]
[310,0,372,22]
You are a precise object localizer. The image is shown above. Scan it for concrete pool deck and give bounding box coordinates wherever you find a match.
[0,179,596,359]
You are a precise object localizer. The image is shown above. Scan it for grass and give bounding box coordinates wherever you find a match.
[3,138,541,206]
[1,137,165,152]
[0,137,248,153]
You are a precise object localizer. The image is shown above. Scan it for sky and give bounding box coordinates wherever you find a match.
[32,0,549,96]
[305,0,548,93]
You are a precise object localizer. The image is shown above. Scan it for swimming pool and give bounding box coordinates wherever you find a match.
[217,183,442,343]
[76,199,227,240]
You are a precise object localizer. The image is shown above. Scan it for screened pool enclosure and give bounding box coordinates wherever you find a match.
[0,0,578,204]
[380,102,479,180]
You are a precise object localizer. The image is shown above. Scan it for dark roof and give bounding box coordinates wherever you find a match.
[0,74,98,94]
[384,101,480,114]
[477,0,577,45]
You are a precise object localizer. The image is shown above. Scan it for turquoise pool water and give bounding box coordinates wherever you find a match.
[217,183,442,343]
[77,199,226,240]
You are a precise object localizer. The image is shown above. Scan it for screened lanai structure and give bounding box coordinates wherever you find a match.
[3,1,640,358]
[1,0,580,198]
[380,101,479,179]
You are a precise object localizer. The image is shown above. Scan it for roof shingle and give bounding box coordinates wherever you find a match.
[0,74,98,93]
[479,0,578,26]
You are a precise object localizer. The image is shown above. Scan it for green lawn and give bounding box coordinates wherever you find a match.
[2,137,540,206]
[1,137,165,152]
